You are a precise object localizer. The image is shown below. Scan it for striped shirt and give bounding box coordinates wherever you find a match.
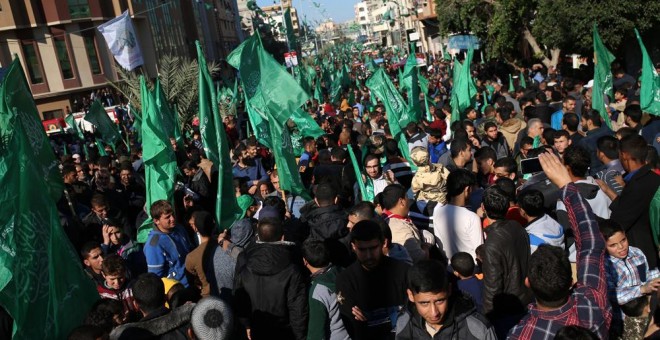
[605,246,660,305]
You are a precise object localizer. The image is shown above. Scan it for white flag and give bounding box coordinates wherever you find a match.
[97,11,144,71]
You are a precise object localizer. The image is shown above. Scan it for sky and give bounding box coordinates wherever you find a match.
[256,0,360,26]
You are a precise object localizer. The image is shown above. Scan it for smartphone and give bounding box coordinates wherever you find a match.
[521,157,543,174]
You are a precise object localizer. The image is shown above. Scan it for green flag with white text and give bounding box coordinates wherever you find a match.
[227,33,310,199]
[244,91,272,148]
[137,76,178,242]
[0,58,99,339]
[155,78,176,141]
[366,68,415,170]
[197,41,243,230]
[635,29,660,116]
[592,24,614,129]
[85,100,122,148]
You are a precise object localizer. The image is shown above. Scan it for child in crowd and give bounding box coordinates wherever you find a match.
[97,254,139,321]
[451,252,484,312]
[601,221,660,306]
[409,146,450,204]
[601,220,660,335]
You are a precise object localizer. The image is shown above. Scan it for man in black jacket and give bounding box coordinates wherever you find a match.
[336,220,409,339]
[610,135,660,268]
[481,186,532,339]
[396,260,496,339]
[110,273,192,340]
[300,183,352,267]
[233,217,308,340]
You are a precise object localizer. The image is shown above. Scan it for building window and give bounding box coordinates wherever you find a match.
[54,36,75,79]
[68,0,90,19]
[83,35,102,75]
[21,42,44,84]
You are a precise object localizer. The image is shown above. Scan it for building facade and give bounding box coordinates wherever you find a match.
[0,0,126,120]
[0,0,243,121]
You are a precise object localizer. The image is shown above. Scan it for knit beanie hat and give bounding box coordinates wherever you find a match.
[191,296,233,340]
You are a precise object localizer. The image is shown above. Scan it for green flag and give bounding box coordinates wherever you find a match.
[65,113,84,141]
[0,58,99,339]
[441,43,450,61]
[84,100,122,148]
[314,79,324,102]
[283,8,298,52]
[129,104,142,143]
[227,33,310,199]
[347,144,368,201]
[154,78,176,140]
[291,108,325,139]
[173,103,184,149]
[401,47,421,121]
[244,91,272,148]
[136,76,178,242]
[651,187,660,247]
[197,41,243,230]
[519,71,527,88]
[450,49,477,124]
[635,29,660,116]
[592,24,614,129]
[508,74,515,93]
[419,73,429,97]
[95,138,107,156]
[366,68,416,170]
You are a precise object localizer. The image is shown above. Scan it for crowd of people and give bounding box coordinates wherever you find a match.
[6,52,660,340]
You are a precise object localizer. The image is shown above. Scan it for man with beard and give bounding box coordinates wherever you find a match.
[578,110,613,173]
[362,153,396,200]
[336,220,409,339]
[232,143,269,195]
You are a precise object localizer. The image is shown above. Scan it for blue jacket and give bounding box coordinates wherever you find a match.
[550,110,564,130]
[144,225,192,287]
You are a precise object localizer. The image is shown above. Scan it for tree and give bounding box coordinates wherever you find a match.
[110,55,219,129]
[434,0,660,69]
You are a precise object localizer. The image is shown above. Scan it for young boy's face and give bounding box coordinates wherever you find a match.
[605,231,629,259]
[103,271,126,290]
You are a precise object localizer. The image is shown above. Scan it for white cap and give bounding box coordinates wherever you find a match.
[584,79,594,88]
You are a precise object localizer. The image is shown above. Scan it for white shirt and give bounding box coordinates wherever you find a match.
[432,203,484,260]
[556,177,611,219]
[525,214,565,254]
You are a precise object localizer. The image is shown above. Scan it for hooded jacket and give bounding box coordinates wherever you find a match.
[499,119,526,154]
[395,295,496,340]
[301,203,353,266]
[481,133,510,160]
[110,304,194,340]
[233,241,308,340]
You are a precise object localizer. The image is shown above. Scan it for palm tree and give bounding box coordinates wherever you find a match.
[110,54,220,129]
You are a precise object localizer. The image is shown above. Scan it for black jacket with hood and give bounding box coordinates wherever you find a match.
[395,295,496,340]
[233,240,308,340]
[300,203,353,267]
